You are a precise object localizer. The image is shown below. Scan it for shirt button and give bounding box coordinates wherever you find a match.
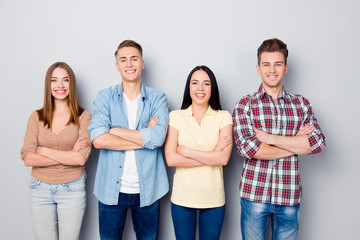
[119,166,122,168]
[116,181,119,184]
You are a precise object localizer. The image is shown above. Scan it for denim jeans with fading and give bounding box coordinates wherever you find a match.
[29,174,86,240]
[240,198,300,240]
[98,193,160,240]
[171,202,225,240]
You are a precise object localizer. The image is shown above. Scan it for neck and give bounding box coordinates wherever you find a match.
[262,84,283,100]
[123,80,141,100]
[191,103,209,116]
[54,99,70,112]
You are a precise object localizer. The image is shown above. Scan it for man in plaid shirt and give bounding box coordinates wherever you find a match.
[233,38,326,240]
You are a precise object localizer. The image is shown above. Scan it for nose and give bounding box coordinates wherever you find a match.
[197,83,204,90]
[127,60,132,67]
[58,80,64,87]
[270,64,276,72]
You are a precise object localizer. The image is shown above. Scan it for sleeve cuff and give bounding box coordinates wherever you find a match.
[90,127,109,142]
[140,128,151,148]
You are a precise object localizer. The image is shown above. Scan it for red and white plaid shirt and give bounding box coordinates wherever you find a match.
[233,85,326,206]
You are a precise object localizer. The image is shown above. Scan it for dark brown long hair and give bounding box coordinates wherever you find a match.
[37,62,84,128]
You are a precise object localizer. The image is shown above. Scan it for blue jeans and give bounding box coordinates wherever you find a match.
[240,198,300,240]
[171,202,225,240]
[29,174,86,240]
[99,193,160,240]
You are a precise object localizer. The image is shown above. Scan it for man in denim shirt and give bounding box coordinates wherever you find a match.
[88,40,169,240]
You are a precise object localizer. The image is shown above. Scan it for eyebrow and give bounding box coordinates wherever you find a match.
[118,56,140,59]
[191,79,211,82]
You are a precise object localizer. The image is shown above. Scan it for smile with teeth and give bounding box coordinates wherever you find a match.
[195,93,206,98]
[267,74,278,79]
[55,90,67,94]
[125,70,136,74]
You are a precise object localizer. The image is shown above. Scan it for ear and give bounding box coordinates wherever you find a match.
[115,61,120,72]
[142,59,145,70]
[284,64,288,73]
[256,65,260,74]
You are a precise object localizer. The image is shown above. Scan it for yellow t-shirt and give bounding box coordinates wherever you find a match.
[169,106,232,208]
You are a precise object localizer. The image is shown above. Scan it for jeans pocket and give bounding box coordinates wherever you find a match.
[29,177,40,189]
[64,175,86,192]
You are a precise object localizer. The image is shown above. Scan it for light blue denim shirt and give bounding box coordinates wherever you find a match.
[88,83,169,207]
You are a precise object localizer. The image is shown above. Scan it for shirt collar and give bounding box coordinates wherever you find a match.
[184,105,217,117]
[255,84,291,103]
[117,83,146,102]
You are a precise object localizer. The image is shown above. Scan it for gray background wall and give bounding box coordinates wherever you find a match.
[1,0,359,239]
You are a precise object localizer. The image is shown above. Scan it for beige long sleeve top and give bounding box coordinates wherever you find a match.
[21,110,91,184]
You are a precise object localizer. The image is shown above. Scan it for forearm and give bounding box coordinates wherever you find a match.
[93,133,142,151]
[110,128,143,146]
[179,146,232,166]
[37,147,86,166]
[270,135,311,155]
[23,153,60,167]
[253,143,294,160]
[165,151,204,168]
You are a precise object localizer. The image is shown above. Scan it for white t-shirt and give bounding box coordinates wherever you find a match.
[120,93,140,193]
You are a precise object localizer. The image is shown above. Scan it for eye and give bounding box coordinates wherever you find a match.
[204,82,211,86]
[51,79,57,82]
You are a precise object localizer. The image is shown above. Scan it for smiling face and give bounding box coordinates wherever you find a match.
[115,47,144,83]
[189,70,211,106]
[257,51,288,91]
[50,67,70,101]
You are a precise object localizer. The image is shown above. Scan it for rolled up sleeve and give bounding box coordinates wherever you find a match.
[88,90,111,142]
[140,93,169,149]
[21,111,39,160]
[302,98,326,154]
[233,98,261,160]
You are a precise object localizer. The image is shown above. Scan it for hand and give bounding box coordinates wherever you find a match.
[72,138,90,152]
[253,127,273,145]
[147,116,159,128]
[296,125,315,136]
[36,146,45,155]
[177,145,189,157]
[213,136,231,151]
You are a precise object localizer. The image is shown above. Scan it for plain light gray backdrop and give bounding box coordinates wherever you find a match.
[1,0,359,239]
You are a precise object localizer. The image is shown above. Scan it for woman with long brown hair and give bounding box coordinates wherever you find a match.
[21,62,91,240]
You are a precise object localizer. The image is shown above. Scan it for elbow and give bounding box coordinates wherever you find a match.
[23,157,33,167]
[164,151,176,167]
[220,157,230,166]
[166,159,177,167]
[92,138,103,149]
[76,156,87,166]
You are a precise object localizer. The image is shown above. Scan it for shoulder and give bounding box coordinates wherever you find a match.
[213,110,233,126]
[29,110,40,122]
[287,92,311,107]
[144,85,166,99]
[169,109,183,118]
[233,92,258,113]
[80,109,92,121]
[96,85,120,99]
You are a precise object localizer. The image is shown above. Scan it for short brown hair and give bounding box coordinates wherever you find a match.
[114,40,143,58]
[37,62,84,128]
[257,38,288,64]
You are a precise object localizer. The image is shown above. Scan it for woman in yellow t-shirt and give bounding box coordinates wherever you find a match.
[165,65,233,240]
